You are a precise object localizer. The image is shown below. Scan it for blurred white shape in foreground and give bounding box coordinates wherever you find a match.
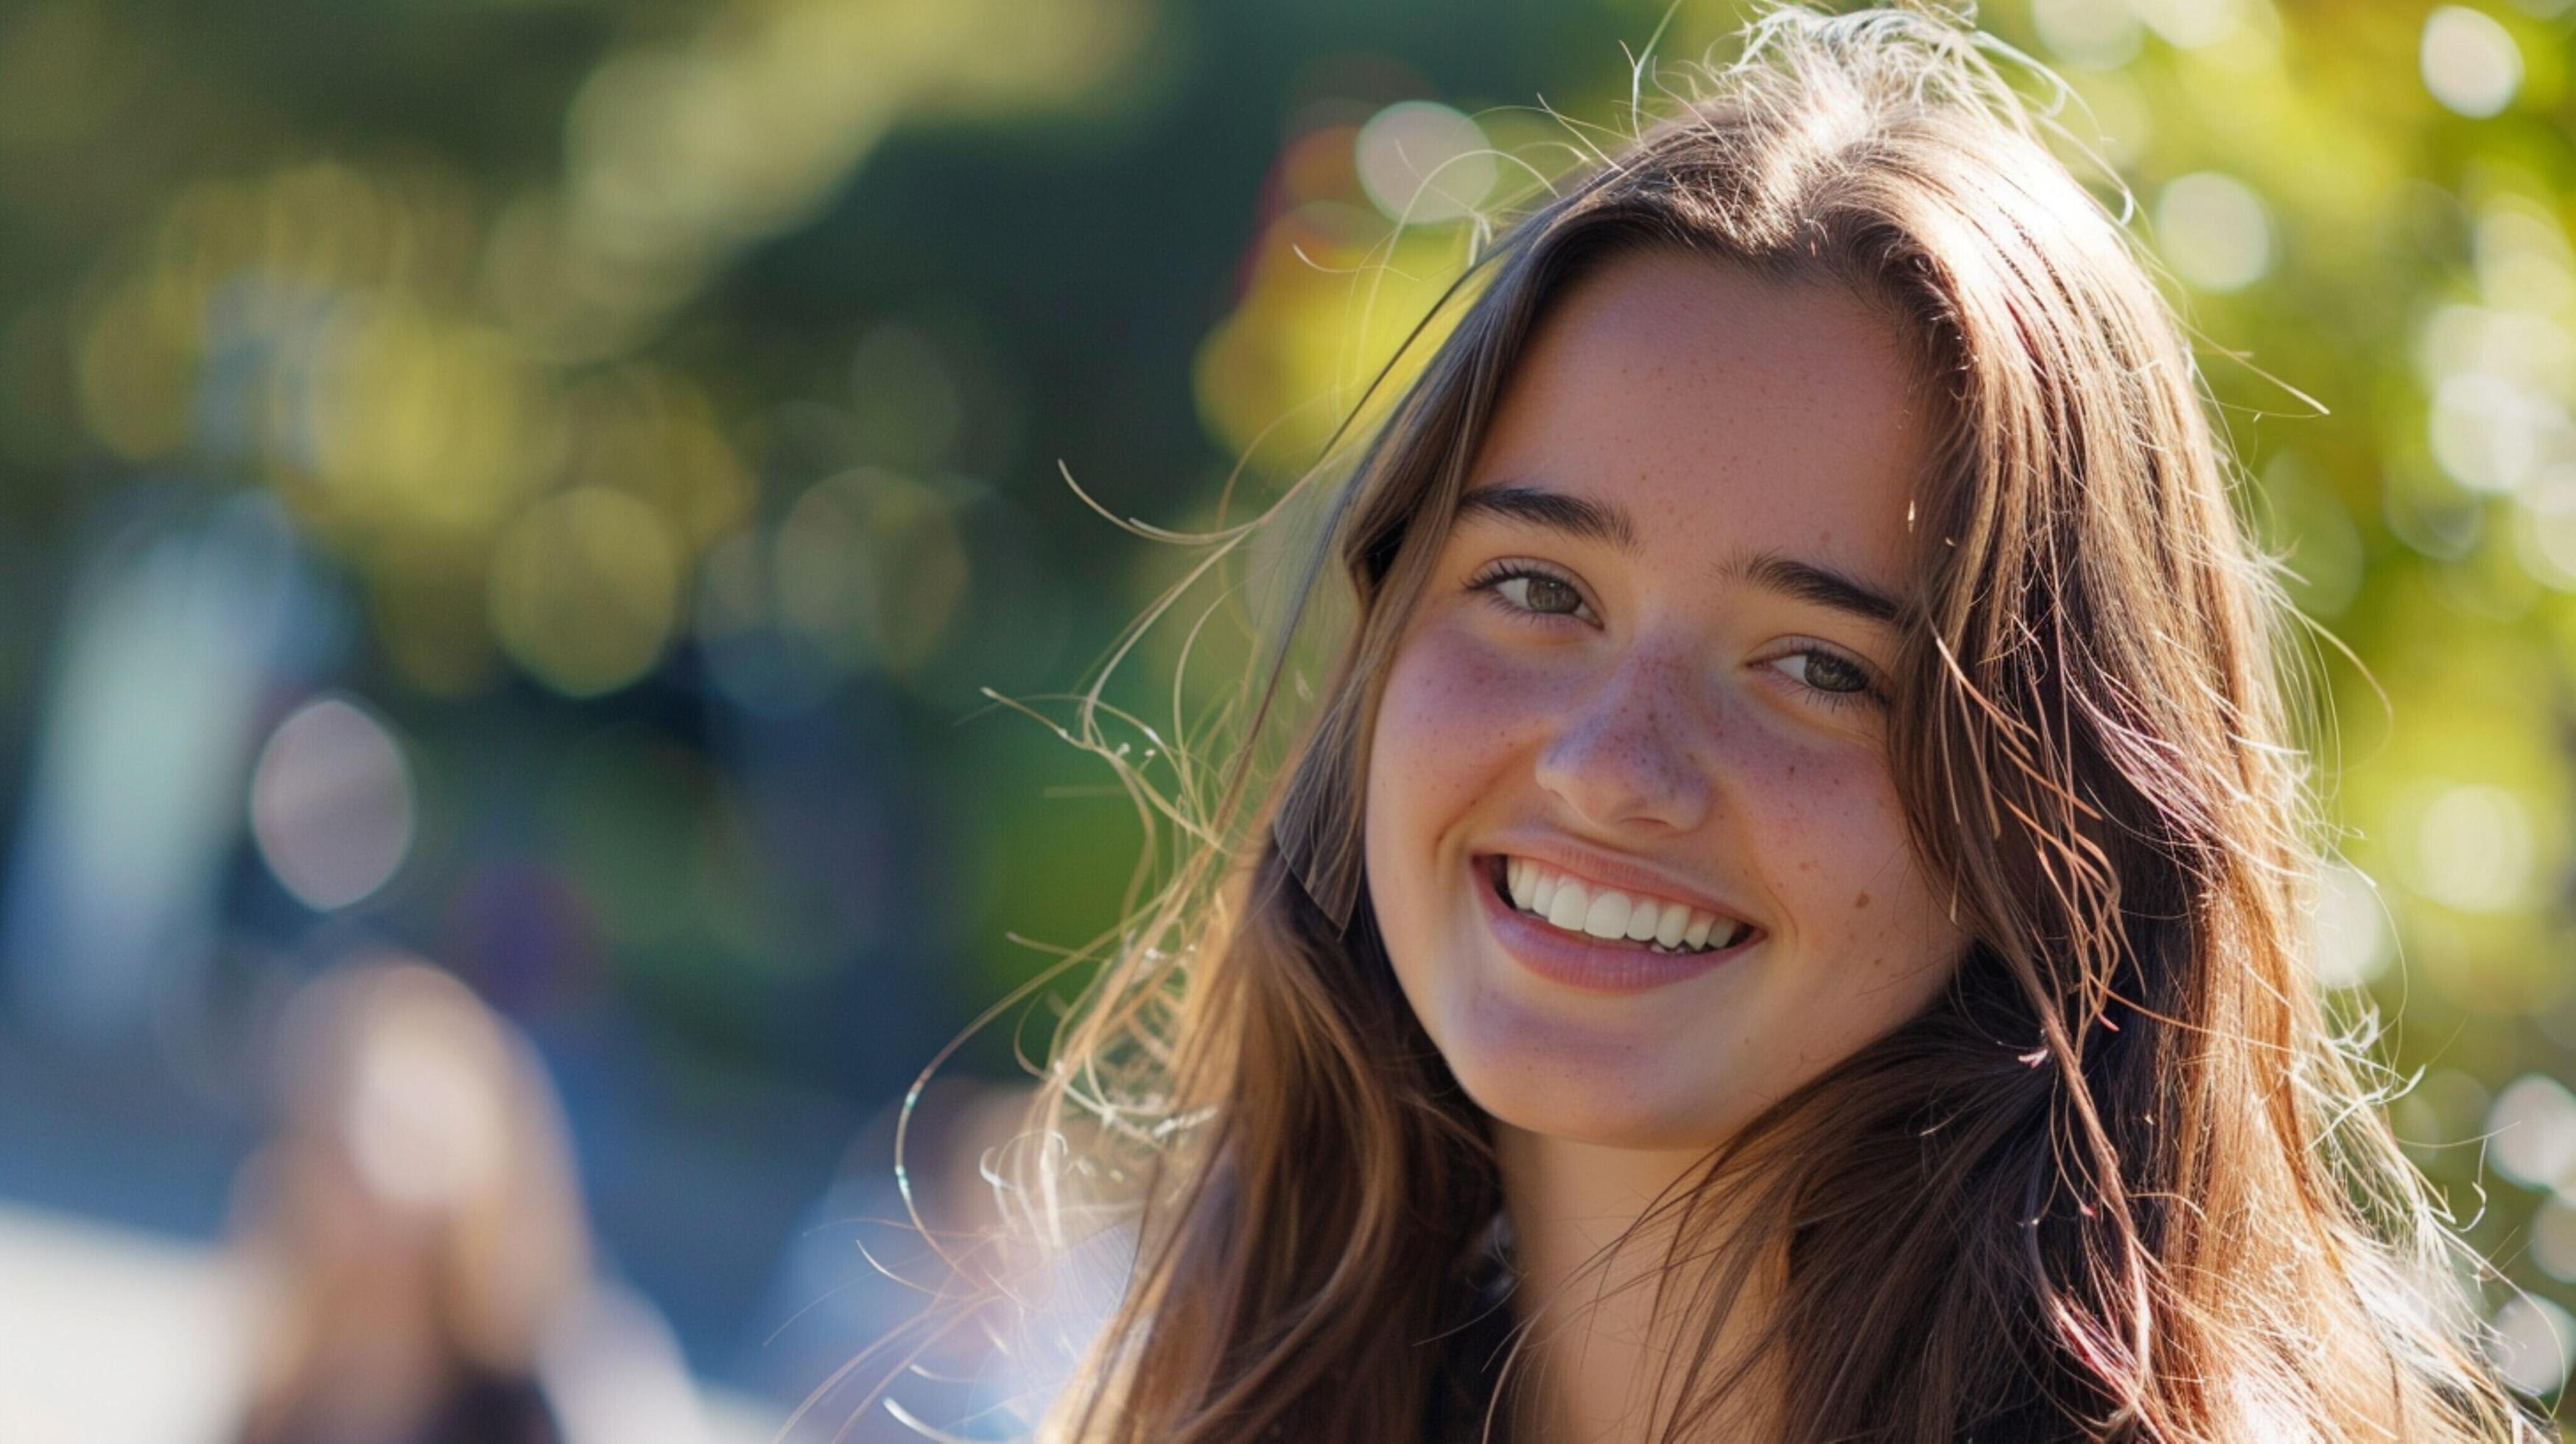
[0,1201,782,1444]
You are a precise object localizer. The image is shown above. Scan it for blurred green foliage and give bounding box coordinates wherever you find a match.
[5,0,2576,1410]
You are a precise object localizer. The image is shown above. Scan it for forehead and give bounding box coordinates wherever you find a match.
[1467,248,1927,588]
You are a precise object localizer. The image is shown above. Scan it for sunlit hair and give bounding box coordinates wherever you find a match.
[997,5,2546,1440]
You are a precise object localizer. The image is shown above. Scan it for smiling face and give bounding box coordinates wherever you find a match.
[1361,247,1971,1152]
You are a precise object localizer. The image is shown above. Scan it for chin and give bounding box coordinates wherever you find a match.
[1426,985,1745,1152]
[1472,1090,1724,1154]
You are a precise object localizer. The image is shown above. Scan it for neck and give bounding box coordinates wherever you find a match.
[1494,1126,1783,1443]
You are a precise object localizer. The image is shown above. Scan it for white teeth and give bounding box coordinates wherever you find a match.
[1547,880,1591,931]
[1654,904,1688,949]
[1582,891,1630,940]
[1624,899,1660,942]
[1498,857,1751,956]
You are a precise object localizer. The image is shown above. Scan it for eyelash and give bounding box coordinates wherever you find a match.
[1462,559,1887,712]
[1466,559,1596,626]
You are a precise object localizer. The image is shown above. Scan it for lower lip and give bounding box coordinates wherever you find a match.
[1473,859,1759,995]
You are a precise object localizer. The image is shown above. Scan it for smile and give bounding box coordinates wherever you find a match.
[1484,855,1758,955]
[1472,854,1761,995]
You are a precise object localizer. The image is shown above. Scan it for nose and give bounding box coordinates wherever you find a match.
[1531,649,1714,836]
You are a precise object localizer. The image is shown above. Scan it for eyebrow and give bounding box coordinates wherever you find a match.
[1453,481,1906,626]
[1454,482,1639,551]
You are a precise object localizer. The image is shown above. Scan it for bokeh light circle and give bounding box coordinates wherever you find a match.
[249,695,416,911]
[2032,0,2144,69]
[2513,472,2576,589]
[2311,862,2394,989]
[2155,172,2273,292]
[2412,783,2535,914]
[2490,1073,2576,1192]
[1354,101,1495,224]
[2429,371,2563,494]
[2535,1197,2576,1282]
[488,486,681,698]
[2128,0,2243,49]
[2491,1294,2575,1397]
[2421,7,2522,119]
[776,469,973,678]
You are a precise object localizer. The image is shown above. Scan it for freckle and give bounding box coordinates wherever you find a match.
[1853,891,1870,909]
[1869,956,1884,968]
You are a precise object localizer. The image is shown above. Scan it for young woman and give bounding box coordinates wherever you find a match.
[1005,6,2548,1440]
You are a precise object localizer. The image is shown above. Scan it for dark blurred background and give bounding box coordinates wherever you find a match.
[1,0,2573,1437]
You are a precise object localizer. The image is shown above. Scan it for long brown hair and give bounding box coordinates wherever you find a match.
[1004,6,2546,1440]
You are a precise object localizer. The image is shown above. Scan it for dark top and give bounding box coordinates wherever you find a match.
[1425,1211,1523,1444]
[237,1367,562,1444]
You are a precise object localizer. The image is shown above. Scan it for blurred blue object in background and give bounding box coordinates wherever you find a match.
[5,490,331,1040]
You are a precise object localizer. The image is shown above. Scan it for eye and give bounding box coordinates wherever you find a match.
[1466,561,1597,625]
[1767,646,1883,712]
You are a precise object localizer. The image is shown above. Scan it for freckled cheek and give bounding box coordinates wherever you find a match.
[1737,743,1931,944]
[1372,625,1549,819]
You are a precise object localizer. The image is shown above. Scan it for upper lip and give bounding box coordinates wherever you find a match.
[1475,837,1762,932]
